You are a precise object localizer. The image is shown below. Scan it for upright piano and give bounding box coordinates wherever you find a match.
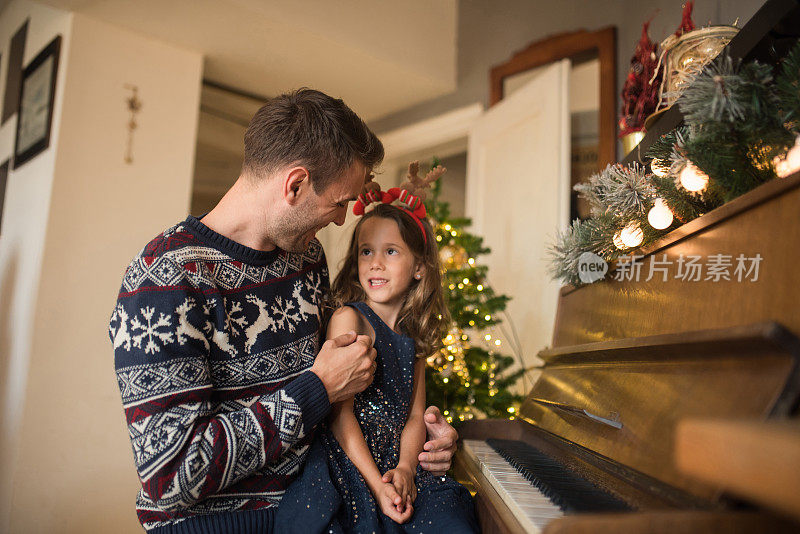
[453,172,800,532]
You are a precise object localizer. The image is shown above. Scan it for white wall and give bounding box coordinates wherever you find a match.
[0,2,73,529]
[0,6,202,532]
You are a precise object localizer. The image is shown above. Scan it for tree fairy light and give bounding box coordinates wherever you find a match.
[679,161,709,192]
[647,198,673,229]
[620,222,644,248]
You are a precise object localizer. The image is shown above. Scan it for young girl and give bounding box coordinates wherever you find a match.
[276,183,477,533]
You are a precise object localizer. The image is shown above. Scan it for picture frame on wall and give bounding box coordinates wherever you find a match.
[13,35,61,170]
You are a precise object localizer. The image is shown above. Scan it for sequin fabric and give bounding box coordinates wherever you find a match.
[275,302,478,533]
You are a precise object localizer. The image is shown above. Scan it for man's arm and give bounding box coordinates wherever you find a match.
[111,266,373,511]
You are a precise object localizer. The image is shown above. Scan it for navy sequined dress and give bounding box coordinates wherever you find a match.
[275,302,478,533]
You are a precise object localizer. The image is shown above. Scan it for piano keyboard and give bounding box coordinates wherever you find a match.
[462,439,632,533]
[462,439,564,533]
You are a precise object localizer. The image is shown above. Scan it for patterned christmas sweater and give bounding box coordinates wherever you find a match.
[109,215,331,532]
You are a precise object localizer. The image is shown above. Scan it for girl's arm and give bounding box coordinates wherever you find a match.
[329,397,385,495]
[383,358,427,504]
[398,358,427,472]
[326,307,410,522]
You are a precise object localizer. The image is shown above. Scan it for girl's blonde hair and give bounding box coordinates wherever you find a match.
[327,203,450,358]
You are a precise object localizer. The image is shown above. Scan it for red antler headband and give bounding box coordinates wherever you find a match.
[352,161,447,244]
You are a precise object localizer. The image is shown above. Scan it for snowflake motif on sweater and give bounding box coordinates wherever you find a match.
[109,217,331,531]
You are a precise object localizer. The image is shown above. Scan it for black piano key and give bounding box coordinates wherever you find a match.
[486,438,633,513]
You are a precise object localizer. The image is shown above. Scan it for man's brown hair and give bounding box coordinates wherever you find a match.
[243,88,384,192]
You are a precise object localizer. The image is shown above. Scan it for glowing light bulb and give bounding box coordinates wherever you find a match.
[476,285,484,291]
[484,315,491,321]
[494,339,501,346]
[462,278,469,284]
[650,158,671,177]
[613,231,627,250]
[773,136,800,178]
[679,162,709,192]
[507,407,516,413]
[620,222,644,248]
[468,258,475,265]
[484,334,491,341]
[647,198,673,230]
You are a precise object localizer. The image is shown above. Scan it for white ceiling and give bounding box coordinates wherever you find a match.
[38,0,458,121]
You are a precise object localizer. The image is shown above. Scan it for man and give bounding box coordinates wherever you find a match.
[109,88,458,533]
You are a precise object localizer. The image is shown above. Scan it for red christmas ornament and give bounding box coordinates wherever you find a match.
[675,1,696,36]
[619,21,661,137]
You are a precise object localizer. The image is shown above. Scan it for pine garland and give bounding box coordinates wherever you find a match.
[548,214,618,286]
[775,40,800,132]
[679,53,794,200]
[574,162,656,219]
[548,39,800,287]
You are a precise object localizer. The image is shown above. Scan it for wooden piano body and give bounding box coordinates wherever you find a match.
[454,173,800,532]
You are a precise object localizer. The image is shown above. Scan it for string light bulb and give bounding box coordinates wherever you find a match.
[613,231,627,250]
[650,158,671,177]
[647,198,673,230]
[773,136,800,178]
[679,162,709,192]
[620,222,644,248]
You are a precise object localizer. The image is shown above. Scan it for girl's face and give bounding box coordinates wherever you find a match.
[357,217,422,308]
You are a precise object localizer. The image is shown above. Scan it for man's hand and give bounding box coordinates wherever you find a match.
[418,406,458,475]
[310,331,377,403]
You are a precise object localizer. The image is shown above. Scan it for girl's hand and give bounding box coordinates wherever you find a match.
[383,466,417,506]
[376,482,414,524]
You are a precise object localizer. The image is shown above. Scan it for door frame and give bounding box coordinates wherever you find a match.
[489,27,617,167]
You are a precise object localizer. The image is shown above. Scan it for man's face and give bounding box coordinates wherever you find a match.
[274,161,367,253]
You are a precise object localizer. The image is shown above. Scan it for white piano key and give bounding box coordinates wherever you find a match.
[463,439,564,533]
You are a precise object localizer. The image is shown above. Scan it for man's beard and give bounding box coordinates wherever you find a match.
[271,198,320,253]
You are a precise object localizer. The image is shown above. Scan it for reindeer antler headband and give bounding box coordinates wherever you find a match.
[353,161,447,244]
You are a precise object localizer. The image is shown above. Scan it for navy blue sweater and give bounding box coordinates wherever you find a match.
[109,216,331,532]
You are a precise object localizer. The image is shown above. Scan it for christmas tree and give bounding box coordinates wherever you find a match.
[420,160,524,426]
